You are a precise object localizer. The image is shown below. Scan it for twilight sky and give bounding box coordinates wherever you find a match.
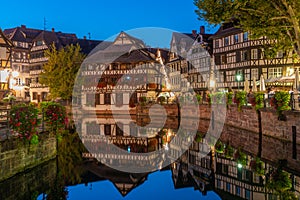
[1,0,218,42]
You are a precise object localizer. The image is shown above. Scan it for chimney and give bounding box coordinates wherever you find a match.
[52,28,55,32]
[21,25,26,29]
[200,26,205,34]
[83,36,87,40]
[192,30,197,38]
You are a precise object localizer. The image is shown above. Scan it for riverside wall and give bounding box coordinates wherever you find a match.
[0,135,57,182]
[136,104,300,172]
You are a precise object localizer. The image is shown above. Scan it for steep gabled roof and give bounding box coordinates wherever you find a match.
[113,48,157,64]
[170,32,196,56]
[84,31,148,64]
[0,29,13,47]
[3,26,42,43]
[112,31,145,48]
[84,162,148,197]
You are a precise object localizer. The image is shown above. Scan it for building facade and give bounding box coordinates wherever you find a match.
[4,25,101,103]
[79,31,167,112]
[210,22,299,91]
[0,29,13,99]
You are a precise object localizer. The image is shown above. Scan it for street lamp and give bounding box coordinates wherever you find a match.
[236,74,242,90]
[209,79,216,92]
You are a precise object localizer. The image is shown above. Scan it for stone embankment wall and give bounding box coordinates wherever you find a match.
[136,104,300,172]
[0,159,57,200]
[0,135,57,182]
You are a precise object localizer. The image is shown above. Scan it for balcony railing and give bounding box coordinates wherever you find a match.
[29,57,48,63]
[29,83,47,88]
[29,70,43,75]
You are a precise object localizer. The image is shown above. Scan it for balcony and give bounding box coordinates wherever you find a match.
[30,57,48,63]
[30,70,43,75]
[29,83,47,88]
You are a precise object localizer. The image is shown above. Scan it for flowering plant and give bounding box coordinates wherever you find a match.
[271,91,291,120]
[226,92,234,105]
[250,157,265,176]
[233,148,247,166]
[234,91,247,111]
[9,103,39,143]
[41,102,68,132]
[254,92,264,110]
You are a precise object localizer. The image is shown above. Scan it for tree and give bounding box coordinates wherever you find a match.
[40,44,85,102]
[194,0,300,58]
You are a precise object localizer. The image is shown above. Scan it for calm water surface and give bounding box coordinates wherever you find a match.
[1,115,300,200]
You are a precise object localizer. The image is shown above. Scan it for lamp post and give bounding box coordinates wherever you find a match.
[236,73,242,90]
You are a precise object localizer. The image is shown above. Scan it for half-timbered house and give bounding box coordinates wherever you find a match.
[0,29,13,99]
[211,22,299,90]
[4,25,102,103]
[80,31,167,113]
[186,26,213,95]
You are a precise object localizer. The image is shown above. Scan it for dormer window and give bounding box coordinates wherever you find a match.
[36,40,43,46]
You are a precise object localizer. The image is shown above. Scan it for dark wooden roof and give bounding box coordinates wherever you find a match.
[77,39,103,55]
[113,49,157,63]
[3,25,103,55]
[4,26,42,43]
[209,22,242,39]
[0,29,13,48]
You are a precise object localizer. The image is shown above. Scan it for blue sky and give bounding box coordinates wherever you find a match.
[1,0,218,41]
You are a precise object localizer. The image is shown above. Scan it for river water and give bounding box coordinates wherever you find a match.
[0,115,299,200]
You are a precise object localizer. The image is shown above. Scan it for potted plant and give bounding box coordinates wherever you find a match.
[270,91,291,120]
[215,140,225,154]
[196,94,202,104]
[234,91,247,111]
[233,148,247,166]
[226,92,234,106]
[250,157,265,176]
[253,92,264,110]
[224,144,234,159]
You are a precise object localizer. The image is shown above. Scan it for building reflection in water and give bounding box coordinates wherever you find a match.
[78,114,197,173]
[1,113,299,200]
[78,115,300,200]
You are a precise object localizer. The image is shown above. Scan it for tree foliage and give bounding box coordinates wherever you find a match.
[194,0,300,58]
[40,44,85,101]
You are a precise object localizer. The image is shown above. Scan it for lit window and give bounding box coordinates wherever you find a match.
[251,49,258,59]
[251,68,259,80]
[268,67,282,78]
